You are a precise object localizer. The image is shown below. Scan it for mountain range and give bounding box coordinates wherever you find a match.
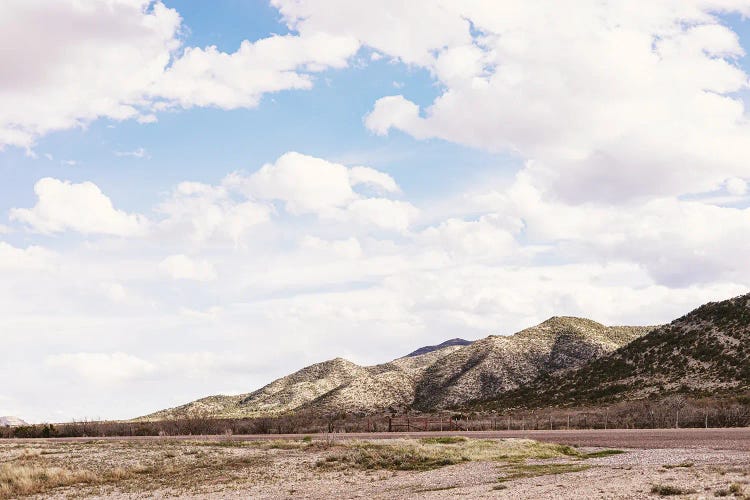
[141,293,750,420]
[141,317,655,420]
[0,416,27,427]
[481,292,750,409]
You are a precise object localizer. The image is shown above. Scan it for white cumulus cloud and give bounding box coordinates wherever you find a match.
[277,0,750,202]
[10,178,147,236]
[0,0,360,150]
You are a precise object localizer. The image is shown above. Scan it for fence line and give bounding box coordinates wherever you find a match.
[3,400,749,438]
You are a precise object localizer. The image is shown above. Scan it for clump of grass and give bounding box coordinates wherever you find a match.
[302,436,313,443]
[420,436,466,445]
[222,456,265,468]
[15,449,42,460]
[316,438,586,473]
[663,461,694,469]
[651,484,694,496]
[497,463,590,482]
[265,440,306,450]
[581,449,625,458]
[317,442,468,471]
[413,485,458,492]
[554,444,581,456]
[466,439,581,461]
[0,463,98,499]
[190,440,248,448]
[716,483,745,497]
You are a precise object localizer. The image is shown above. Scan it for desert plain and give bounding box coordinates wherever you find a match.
[2,429,750,499]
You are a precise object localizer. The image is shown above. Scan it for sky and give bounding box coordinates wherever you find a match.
[2,1,750,423]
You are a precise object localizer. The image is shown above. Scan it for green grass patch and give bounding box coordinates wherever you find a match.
[420,436,467,445]
[581,449,625,458]
[497,463,590,482]
[315,438,590,473]
[316,442,468,471]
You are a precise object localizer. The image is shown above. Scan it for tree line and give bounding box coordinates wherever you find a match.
[3,395,749,438]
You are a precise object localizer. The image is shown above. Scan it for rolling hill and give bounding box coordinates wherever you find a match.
[139,318,651,420]
[412,317,653,410]
[481,293,750,409]
[139,342,467,420]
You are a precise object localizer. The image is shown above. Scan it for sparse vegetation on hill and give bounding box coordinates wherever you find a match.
[412,317,652,411]
[140,318,650,421]
[72,292,750,428]
[481,293,750,409]
[139,345,467,421]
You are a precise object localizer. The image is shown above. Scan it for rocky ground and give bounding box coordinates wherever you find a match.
[1,435,749,499]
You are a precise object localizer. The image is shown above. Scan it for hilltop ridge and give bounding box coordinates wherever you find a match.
[139,317,651,420]
[480,293,750,409]
[412,317,652,410]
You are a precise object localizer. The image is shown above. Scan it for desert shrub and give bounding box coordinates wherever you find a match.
[651,484,692,496]
[420,436,466,445]
[581,449,625,458]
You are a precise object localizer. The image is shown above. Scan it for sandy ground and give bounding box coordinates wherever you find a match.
[1,434,749,499]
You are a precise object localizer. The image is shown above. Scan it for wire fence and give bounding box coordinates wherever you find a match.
[3,397,750,438]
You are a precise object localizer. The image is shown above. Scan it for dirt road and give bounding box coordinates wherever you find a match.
[7,427,750,450]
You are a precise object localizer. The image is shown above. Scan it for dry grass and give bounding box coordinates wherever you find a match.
[316,441,468,471]
[2,437,747,498]
[651,483,694,496]
[662,461,694,469]
[0,440,273,498]
[0,446,139,498]
[0,462,99,498]
[496,463,591,482]
[715,482,747,497]
[315,438,582,471]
